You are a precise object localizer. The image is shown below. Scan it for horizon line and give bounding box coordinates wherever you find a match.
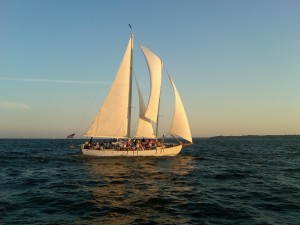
[0,134,299,140]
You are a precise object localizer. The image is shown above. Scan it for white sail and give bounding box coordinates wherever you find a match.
[140,45,162,123]
[85,35,133,138]
[134,76,155,138]
[168,74,193,143]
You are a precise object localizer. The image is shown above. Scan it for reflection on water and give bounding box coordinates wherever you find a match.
[80,156,195,224]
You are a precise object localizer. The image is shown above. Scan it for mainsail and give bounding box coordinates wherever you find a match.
[85,35,133,138]
[140,46,162,123]
[168,74,193,143]
[134,76,155,139]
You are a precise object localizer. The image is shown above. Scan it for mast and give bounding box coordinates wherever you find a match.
[127,33,134,138]
[155,95,161,138]
[155,60,163,138]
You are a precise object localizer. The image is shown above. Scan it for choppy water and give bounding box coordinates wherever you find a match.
[1,137,300,225]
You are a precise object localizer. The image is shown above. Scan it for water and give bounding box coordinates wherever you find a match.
[1,137,300,225]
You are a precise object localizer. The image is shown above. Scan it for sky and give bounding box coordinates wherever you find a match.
[1,0,300,138]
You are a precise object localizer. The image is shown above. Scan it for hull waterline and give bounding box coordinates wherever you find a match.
[80,144,182,157]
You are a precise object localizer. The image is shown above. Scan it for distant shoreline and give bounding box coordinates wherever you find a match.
[208,135,300,139]
[0,135,300,140]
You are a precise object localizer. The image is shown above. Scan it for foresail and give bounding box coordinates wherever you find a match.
[140,46,162,123]
[168,74,193,143]
[134,76,155,139]
[85,36,133,138]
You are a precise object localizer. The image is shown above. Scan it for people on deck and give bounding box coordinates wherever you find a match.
[84,137,165,150]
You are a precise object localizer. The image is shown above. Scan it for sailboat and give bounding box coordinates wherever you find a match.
[80,33,192,157]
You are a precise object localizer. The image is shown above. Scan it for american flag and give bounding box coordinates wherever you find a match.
[67,133,75,139]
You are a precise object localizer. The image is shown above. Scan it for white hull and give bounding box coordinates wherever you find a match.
[80,144,182,157]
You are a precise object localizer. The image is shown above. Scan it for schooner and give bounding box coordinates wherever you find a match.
[80,33,192,157]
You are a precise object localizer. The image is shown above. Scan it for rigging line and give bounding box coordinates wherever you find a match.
[132,69,141,87]
[74,84,102,136]
[131,69,139,112]
[170,134,183,144]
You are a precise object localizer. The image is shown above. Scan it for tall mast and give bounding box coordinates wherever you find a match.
[155,94,161,138]
[127,33,133,138]
[155,60,163,138]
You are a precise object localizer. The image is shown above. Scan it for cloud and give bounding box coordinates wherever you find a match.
[0,77,110,85]
[0,101,30,110]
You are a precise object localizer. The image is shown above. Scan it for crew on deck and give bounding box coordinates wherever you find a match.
[84,138,165,150]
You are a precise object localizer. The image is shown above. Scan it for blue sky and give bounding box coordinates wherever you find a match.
[1,0,300,138]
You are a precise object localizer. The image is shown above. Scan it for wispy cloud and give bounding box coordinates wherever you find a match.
[0,101,30,110]
[0,77,110,85]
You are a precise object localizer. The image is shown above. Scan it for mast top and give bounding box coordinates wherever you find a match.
[128,24,133,39]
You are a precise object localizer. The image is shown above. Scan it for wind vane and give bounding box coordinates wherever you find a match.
[128,24,132,29]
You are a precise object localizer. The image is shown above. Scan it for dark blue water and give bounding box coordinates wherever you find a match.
[1,137,300,224]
